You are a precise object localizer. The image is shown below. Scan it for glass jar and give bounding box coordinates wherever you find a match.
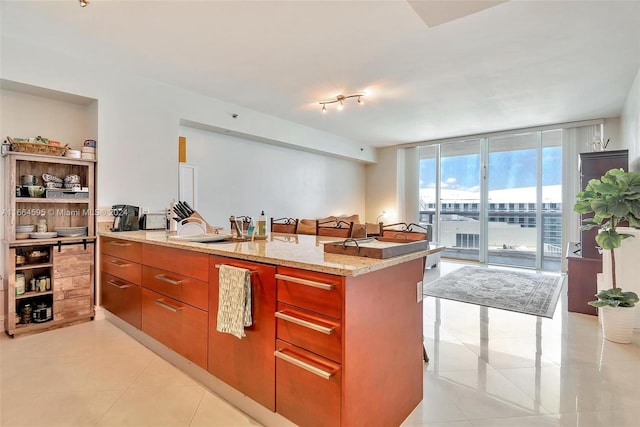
[15,273,25,296]
[21,304,33,324]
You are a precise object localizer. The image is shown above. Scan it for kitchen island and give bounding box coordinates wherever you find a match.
[98,230,442,427]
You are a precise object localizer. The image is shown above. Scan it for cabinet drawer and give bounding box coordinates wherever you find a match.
[101,272,141,329]
[141,288,208,369]
[275,339,341,427]
[101,254,141,284]
[276,267,343,319]
[142,244,208,282]
[276,302,342,363]
[101,237,142,262]
[142,266,208,311]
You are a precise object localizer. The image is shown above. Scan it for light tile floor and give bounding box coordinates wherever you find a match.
[1,261,638,426]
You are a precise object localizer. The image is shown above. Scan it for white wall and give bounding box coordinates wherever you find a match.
[365,147,400,224]
[621,67,640,171]
[181,126,365,228]
[1,37,374,214]
[0,37,371,329]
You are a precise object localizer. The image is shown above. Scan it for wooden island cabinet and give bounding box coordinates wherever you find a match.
[99,232,438,427]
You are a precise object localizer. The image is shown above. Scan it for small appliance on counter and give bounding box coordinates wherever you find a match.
[139,212,167,230]
[111,205,140,232]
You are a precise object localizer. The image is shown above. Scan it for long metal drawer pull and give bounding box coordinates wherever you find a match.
[108,241,131,247]
[154,274,183,286]
[275,311,335,335]
[108,259,130,268]
[215,264,258,275]
[274,350,334,380]
[275,274,335,291]
[106,279,130,289]
[154,299,183,313]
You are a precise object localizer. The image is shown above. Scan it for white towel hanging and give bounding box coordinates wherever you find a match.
[217,265,252,338]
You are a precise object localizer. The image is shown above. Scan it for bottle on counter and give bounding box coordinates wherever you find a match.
[257,210,266,236]
[37,214,47,233]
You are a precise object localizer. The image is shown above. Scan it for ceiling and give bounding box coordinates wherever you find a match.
[2,0,639,148]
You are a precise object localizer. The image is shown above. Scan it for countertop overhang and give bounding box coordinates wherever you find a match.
[99,230,444,277]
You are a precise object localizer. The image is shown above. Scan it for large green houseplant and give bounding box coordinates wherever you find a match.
[574,168,640,342]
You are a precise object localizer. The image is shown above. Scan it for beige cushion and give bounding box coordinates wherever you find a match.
[337,214,360,225]
[297,219,317,235]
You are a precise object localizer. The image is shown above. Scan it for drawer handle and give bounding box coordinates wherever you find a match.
[275,274,335,291]
[154,299,183,313]
[108,241,132,247]
[106,279,130,289]
[275,311,335,335]
[215,264,258,275]
[154,274,183,286]
[108,259,130,268]
[274,350,335,380]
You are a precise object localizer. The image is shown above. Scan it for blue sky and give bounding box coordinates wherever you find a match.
[420,147,562,191]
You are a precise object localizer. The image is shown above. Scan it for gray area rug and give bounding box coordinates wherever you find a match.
[423,266,565,318]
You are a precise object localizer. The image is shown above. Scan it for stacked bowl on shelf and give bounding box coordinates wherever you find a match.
[82,140,96,160]
[16,224,35,239]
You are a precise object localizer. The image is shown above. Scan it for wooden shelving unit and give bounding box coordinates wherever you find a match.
[3,152,96,336]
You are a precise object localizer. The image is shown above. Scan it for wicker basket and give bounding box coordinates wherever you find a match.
[11,142,67,156]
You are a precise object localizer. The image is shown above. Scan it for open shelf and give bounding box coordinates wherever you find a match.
[16,290,54,300]
[16,262,53,270]
[16,197,90,204]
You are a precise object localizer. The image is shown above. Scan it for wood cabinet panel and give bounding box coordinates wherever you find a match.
[276,266,343,319]
[101,254,141,284]
[141,288,208,369]
[276,302,342,363]
[208,256,276,411]
[275,339,341,427]
[142,266,208,311]
[567,256,600,315]
[142,244,208,282]
[101,272,141,329]
[101,237,142,263]
[54,296,92,320]
[579,150,628,259]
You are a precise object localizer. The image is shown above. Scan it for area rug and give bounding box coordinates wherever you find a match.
[423,266,565,318]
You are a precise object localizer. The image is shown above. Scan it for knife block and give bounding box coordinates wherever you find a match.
[176,210,219,235]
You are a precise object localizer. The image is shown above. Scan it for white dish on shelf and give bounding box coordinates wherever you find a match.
[16,224,35,233]
[168,233,232,243]
[30,232,58,239]
[55,226,88,237]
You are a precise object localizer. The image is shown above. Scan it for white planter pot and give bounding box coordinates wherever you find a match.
[600,228,640,328]
[600,306,636,344]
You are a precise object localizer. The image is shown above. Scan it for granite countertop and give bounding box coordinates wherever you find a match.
[98,230,444,277]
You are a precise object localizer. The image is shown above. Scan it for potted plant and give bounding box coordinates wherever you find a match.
[574,168,640,343]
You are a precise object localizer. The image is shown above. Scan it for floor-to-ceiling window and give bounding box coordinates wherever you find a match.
[418,126,567,271]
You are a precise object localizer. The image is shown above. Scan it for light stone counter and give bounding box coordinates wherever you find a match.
[98,230,443,276]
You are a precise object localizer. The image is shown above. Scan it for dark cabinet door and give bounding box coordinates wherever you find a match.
[579,149,628,259]
[101,272,141,328]
[208,256,276,411]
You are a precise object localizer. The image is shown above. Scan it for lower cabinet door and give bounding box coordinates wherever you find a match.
[141,288,208,369]
[208,256,276,411]
[101,273,141,329]
[275,340,341,427]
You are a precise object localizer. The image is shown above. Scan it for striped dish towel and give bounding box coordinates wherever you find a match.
[216,265,252,339]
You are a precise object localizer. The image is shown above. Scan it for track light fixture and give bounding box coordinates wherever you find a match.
[319,93,365,113]
[79,0,89,7]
